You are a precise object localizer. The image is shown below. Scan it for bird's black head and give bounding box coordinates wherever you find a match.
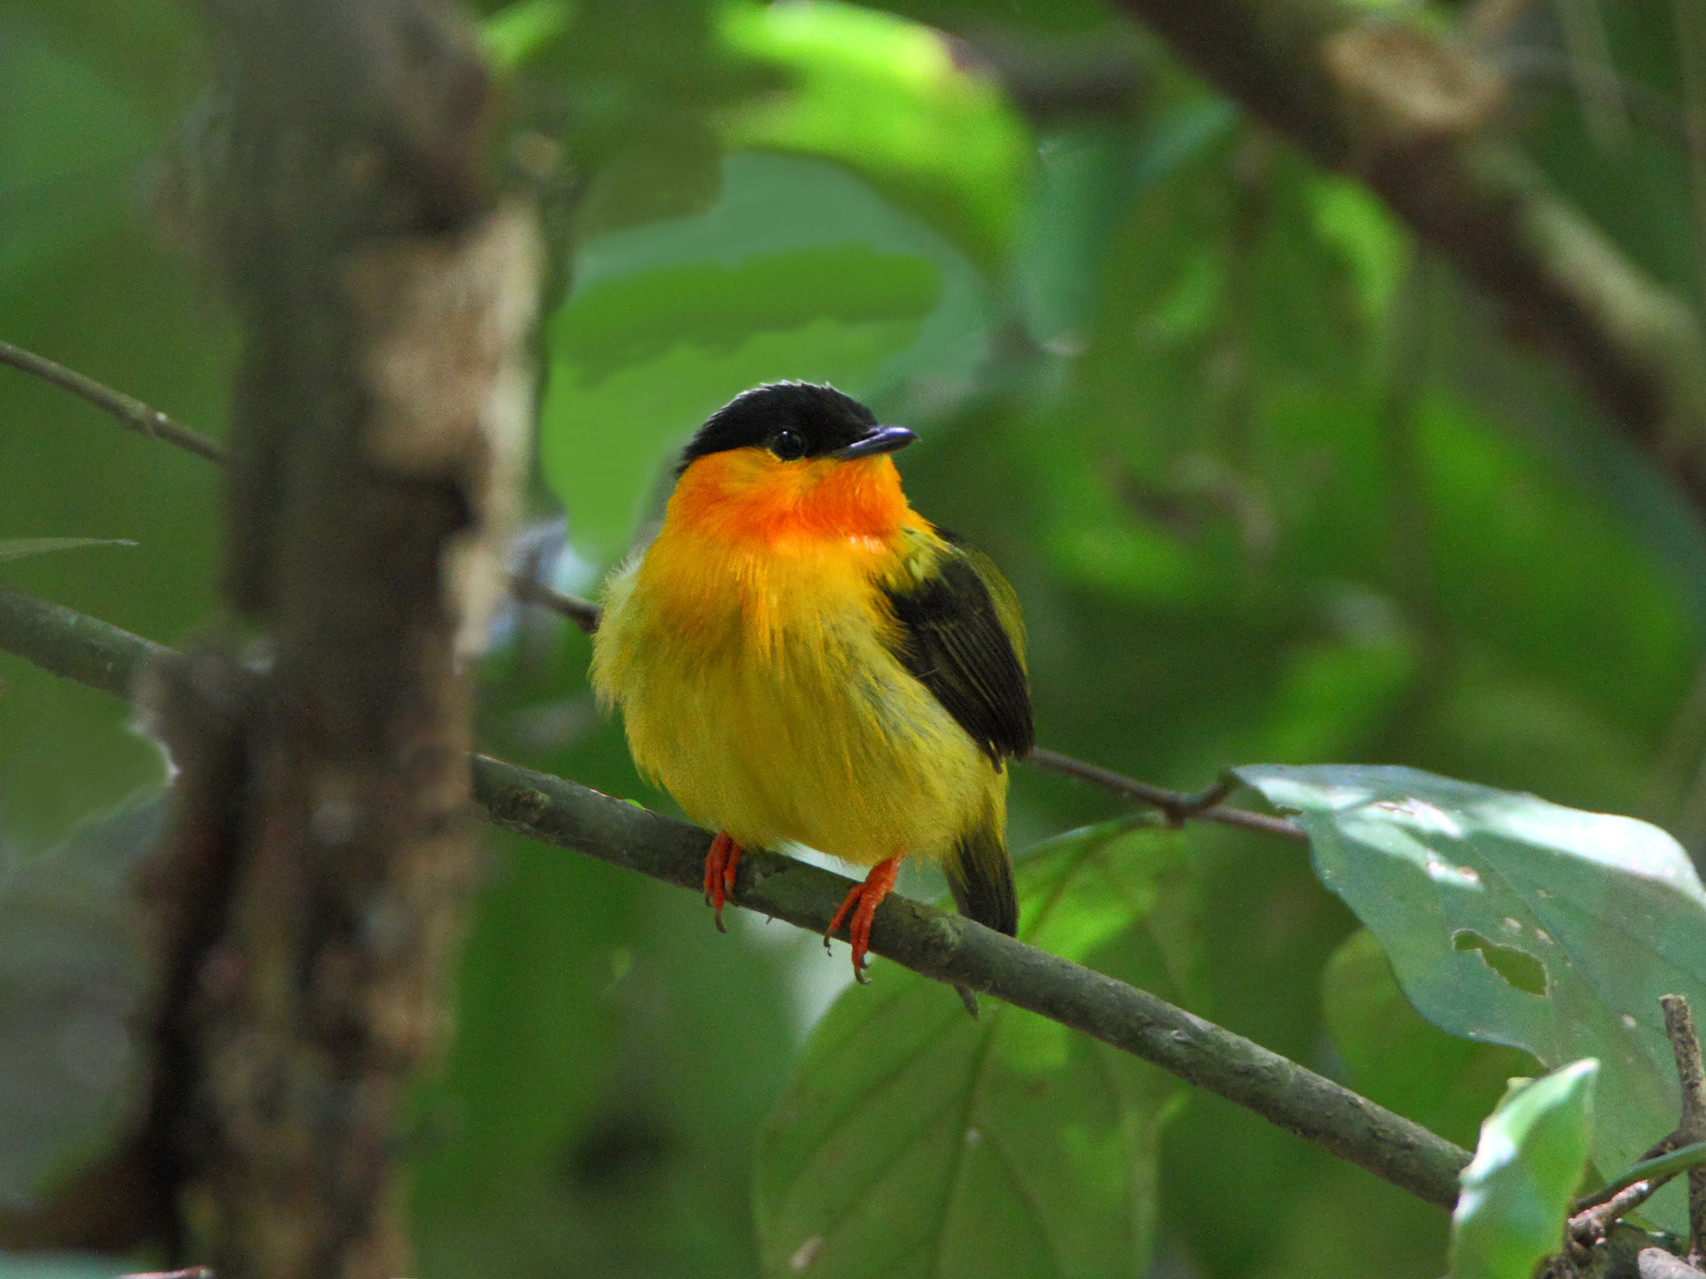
[678,382,916,473]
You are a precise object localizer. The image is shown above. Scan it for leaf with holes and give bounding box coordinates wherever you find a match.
[1450,1059,1597,1279]
[1240,764,1703,1227]
[753,824,1196,1279]
[0,538,135,562]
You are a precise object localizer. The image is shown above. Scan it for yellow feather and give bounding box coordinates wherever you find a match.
[591,468,1006,871]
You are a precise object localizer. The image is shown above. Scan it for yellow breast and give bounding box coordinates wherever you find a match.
[590,450,1004,867]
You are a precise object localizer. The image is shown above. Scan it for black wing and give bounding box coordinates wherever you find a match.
[882,548,1033,762]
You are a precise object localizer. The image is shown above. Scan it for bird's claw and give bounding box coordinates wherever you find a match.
[703,831,742,932]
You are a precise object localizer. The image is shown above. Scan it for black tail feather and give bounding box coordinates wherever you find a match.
[945,820,1017,937]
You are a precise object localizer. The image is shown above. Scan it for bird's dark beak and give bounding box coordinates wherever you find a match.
[832,425,917,460]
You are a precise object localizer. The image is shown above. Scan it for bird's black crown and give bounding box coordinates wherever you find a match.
[679,382,879,472]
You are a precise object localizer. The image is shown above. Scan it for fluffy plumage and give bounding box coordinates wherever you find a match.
[591,382,1032,964]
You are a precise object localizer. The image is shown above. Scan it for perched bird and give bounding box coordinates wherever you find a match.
[591,382,1033,981]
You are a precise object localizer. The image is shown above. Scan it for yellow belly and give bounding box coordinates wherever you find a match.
[590,531,1003,867]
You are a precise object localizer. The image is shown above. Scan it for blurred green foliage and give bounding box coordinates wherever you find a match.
[756,824,1192,1279]
[3,0,1706,1276]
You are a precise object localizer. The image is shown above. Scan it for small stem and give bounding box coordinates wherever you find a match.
[1572,1177,1666,1245]
[1575,1140,1706,1215]
[0,340,227,465]
[507,572,599,634]
[1662,994,1706,1263]
[1026,748,1306,841]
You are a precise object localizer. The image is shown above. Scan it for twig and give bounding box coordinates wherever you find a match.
[0,582,1473,1210]
[1027,748,1306,840]
[0,336,599,645]
[506,571,599,634]
[1575,1140,1706,1216]
[1574,1178,1670,1248]
[0,340,227,465]
[1663,994,1706,1264]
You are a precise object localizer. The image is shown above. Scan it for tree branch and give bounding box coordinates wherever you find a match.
[1112,0,1706,514]
[1028,749,1304,840]
[0,582,1472,1212]
[506,570,601,634]
[0,340,228,465]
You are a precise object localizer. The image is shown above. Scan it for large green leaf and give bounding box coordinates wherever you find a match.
[1322,928,1536,1149]
[1449,1059,1597,1279]
[1240,764,1698,1225]
[754,823,1196,1279]
[719,0,1028,261]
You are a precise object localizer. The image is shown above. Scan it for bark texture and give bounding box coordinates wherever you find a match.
[140,2,539,1274]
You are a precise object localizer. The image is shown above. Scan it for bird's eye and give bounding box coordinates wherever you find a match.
[771,429,807,461]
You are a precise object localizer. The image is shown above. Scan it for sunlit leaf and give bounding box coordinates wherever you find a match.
[720,0,1029,260]
[754,824,1196,1279]
[1241,763,1700,1226]
[480,0,574,70]
[1309,174,1409,328]
[1449,1059,1597,1279]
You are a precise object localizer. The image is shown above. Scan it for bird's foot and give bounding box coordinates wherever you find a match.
[704,831,743,932]
[824,855,902,982]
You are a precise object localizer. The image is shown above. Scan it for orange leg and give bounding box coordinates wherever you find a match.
[703,831,743,932]
[824,855,903,982]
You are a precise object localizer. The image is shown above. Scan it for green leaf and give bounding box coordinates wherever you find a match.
[1309,174,1409,328]
[1323,928,1538,1149]
[1240,764,1699,1226]
[0,538,135,562]
[1449,1059,1597,1279]
[754,823,1196,1279]
[719,0,1028,261]
[480,0,574,71]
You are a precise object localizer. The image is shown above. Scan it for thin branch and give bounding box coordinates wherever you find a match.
[0,582,1472,1210]
[1573,1177,1669,1248]
[1575,1140,1706,1215]
[1663,993,1706,1263]
[1027,748,1306,840]
[0,340,227,465]
[1112,0,1706,517]
[506,571,599,634]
